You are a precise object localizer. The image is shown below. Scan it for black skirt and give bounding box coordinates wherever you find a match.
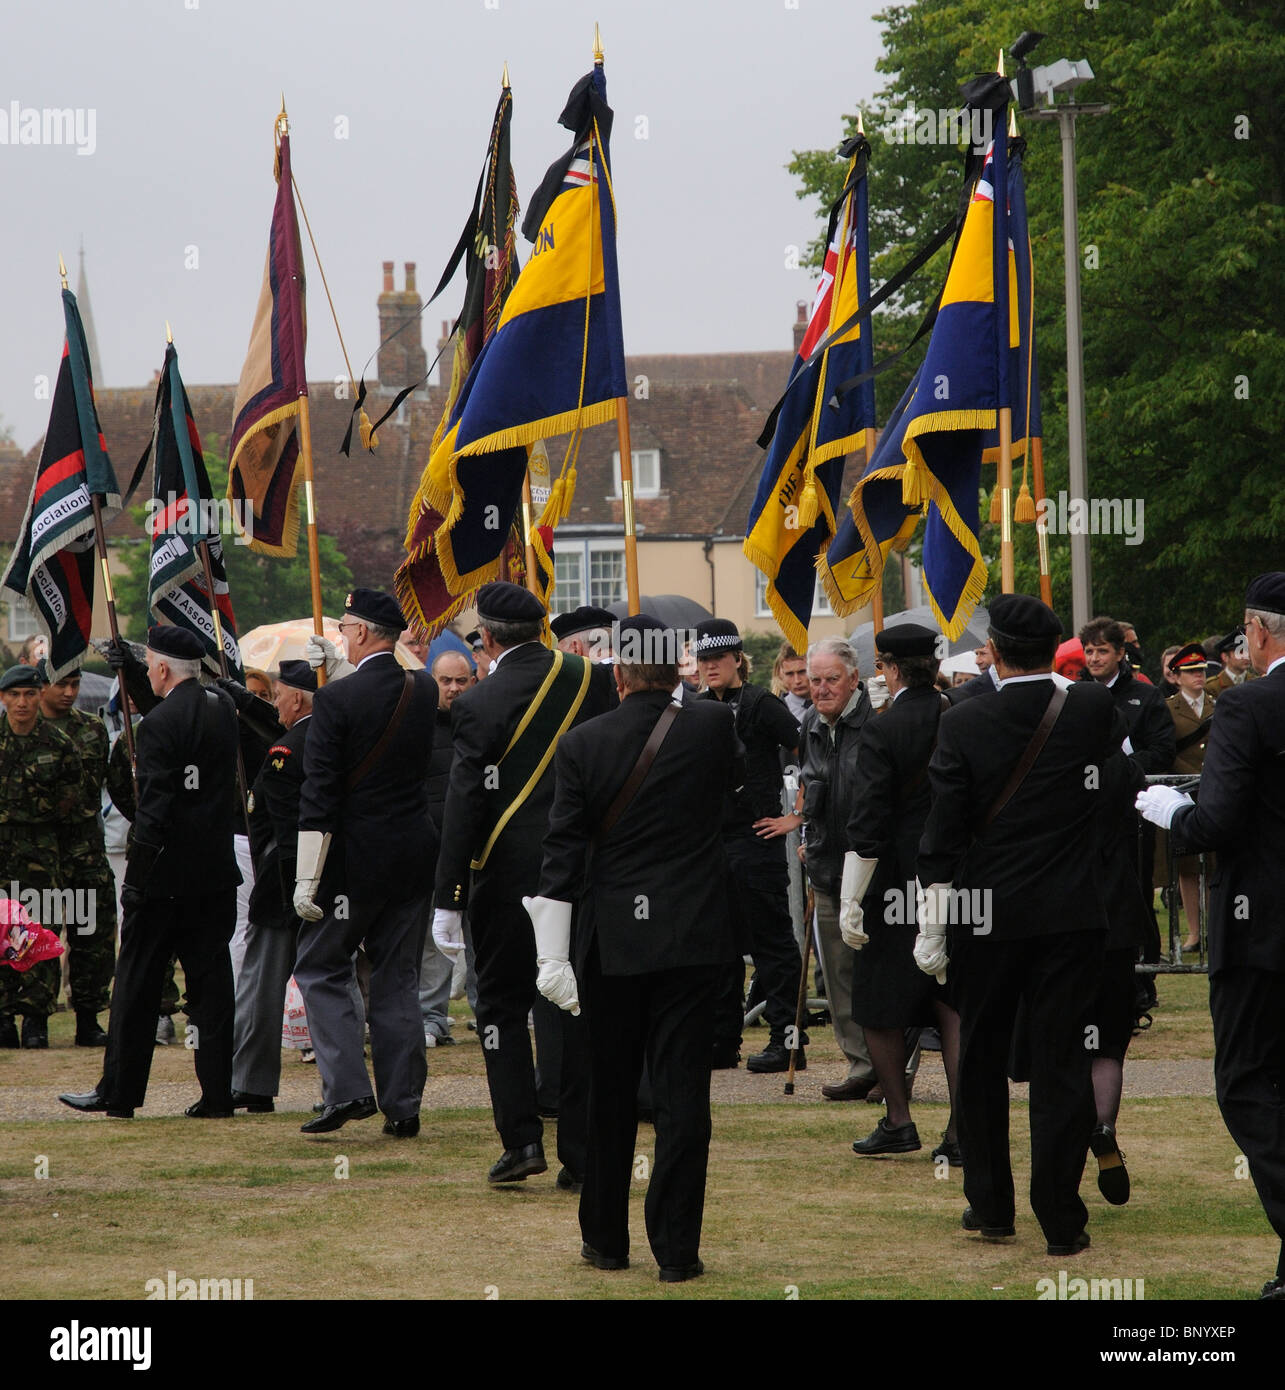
[850,913,946,1029]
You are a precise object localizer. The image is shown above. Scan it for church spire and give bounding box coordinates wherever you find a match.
[76,238,104,386]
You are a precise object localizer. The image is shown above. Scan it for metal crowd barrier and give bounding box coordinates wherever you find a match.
[1137,773,1207,976]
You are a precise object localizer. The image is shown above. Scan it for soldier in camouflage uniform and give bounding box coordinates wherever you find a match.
[39,667,116,1045]
[0,664,82,1048]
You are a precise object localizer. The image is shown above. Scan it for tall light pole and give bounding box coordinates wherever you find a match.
[1011,39,1108,630]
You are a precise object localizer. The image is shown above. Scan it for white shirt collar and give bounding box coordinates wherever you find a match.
[1267,655,1285,677]
[357,650,396,670]
[490,639,542,674]
[996,671,1054,690]
[1180,688,1205,715]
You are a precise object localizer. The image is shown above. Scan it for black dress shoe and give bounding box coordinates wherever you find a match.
[1089,1124,1130,1205]
[74,1010,109,1047]
[852,1118,921,1155]
[821,1076,874,1101]
[59,1090,133,1118]
[488,1142,547,1184]
[1260,1276,1285,1301]
[931,1134,964,1166]
[556,1167,583,1192]
[382,1115,420,1138]
[746,1043,805,1073]
[581,1243,628,1270]
[0,1016,18,1048]
[961,1207,1016,1240]
[185,1099,234,1118]
[231,1090,275,1113]
[659,1258,704,1283]
[300,1096,377,1134]
[20,1015,48,1049]
[1047,1229,1091,1257]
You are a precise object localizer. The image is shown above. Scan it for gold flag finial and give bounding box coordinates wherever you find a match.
[1009,108,1018,137]
[593,22,604,63]
[857,109,866,136]
[165,320,173,345]
[502,61,509,89]
[997,48,1005,77]
[58,253,68,289]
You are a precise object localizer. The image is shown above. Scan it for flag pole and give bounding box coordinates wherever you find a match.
[1031,436,1053,606]
[595,25,640,615]
[279,101,328,682]
[521,477,540,597]
[865,426,884,628]
[61,253,138,773]
[995,53,1015,594]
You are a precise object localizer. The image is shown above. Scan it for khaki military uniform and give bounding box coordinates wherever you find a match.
[1157,686,1218,881]
[1207,666,1256,700]
[0,718,82,1020]
[42,707,117,1014]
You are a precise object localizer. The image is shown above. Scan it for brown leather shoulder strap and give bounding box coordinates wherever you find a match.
[346,671,415,793]
[983,683,1068,829]
[596,703,679,842]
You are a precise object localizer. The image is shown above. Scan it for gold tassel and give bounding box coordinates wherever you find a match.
[901,458,928,507]
[797,477,820,531]
[1014,480,1036,524]
[359,408,378,452]
[989,484,1004,525]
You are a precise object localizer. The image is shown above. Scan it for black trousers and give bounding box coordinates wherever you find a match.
[1210,966,1285,1275]
[98,891,237,1111]
[952,929,1103,1246]
[579,946,718,1269]
[713,835,803,1047]
[470,878,588,1174]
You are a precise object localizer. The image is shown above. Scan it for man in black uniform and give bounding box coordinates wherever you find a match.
[432,582,597,1184]
[694,618,803,1073]
[1137,572,1285,1300]
[60,626,241,1119]
[917,594,1122,1256]
[529,614,739,1280]
[293,589,439,1137]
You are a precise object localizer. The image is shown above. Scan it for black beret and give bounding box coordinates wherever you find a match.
[616,613,682,666]
[987,594,1062,643]
[0,664,45,691]
[344,587,406,631]
[1216,627,1244,655]
[147,625,205,661]
[693,617,742,657]
[550,605,616,641]
[476,581,546,624]
[1169,642,1208,672]
[1245,572,1285,617]
[276,659,317,693]
[876,623,940,660]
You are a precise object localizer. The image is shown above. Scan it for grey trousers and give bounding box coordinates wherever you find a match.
[294,891,430,1122]
[419,929,454,1039]
[812,888,875,1082]
[231,917,297,1098]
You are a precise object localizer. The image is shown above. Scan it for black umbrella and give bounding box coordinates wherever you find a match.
[847,603,990,676]
[606,594,713,629]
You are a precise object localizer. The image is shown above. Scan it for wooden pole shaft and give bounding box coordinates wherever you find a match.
[999,406,1015,593]
[1030,436,1053,606]
[614,399,641,615]
[296,395,327,685]
[90,494,137,777]
[521,477,539,597]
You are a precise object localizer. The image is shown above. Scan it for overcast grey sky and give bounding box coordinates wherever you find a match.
[1,0,888,450]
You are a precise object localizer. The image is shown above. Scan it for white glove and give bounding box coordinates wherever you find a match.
[1135,784,1194,830]
[293,830,332,922]
[1121,735,1134,755]
[432,908,465,956]
[305,634,355,680]
[522,895,580,1016]
[839,851,877,949]
[913,880,950,984]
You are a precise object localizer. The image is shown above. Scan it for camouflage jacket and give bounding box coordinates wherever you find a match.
[0,717,82,889]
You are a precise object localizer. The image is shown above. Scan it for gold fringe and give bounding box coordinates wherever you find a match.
[226,402,305,559]
[1014,480,1036,523]
[742,535,782,581]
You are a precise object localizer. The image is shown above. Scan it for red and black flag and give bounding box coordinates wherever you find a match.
[395,81,522,637]
[2,288,121,680]
[227,119,307,557]
[145,342,243,679]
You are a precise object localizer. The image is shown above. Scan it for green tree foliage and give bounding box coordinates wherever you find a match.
[112,448,354,638]
[790,0,1284,663]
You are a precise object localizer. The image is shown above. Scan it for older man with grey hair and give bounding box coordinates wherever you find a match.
[798,637,879,1099]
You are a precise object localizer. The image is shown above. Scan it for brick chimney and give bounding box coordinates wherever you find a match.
[436,319,457,392]
[793,300,809,354]
[376,261,427,390]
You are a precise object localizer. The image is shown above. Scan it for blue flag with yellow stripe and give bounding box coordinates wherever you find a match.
[743,135,876,652]
[426,65,626,596]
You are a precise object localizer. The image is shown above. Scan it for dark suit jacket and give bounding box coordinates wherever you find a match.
[918,677,1121,940]
[299,651,438,902]
[540,689,739,976]
[846,684,946,919]
[247,714,311,929]
[435,643,596,909]
[131,678,241,899]
[1170,662,1285,974]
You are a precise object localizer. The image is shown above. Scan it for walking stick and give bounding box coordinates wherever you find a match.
[784,886,815,1096]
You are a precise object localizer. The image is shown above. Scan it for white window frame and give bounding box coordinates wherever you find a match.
[611,448,661,498]
[6,603,40,642]
[552,538,627,611]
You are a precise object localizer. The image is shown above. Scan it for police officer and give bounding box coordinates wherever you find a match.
[293,589,439,1137]
[38,663,116,1046]
[60,626,241,1117]
[432,581,593,1185]
[0,663,82,1048]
